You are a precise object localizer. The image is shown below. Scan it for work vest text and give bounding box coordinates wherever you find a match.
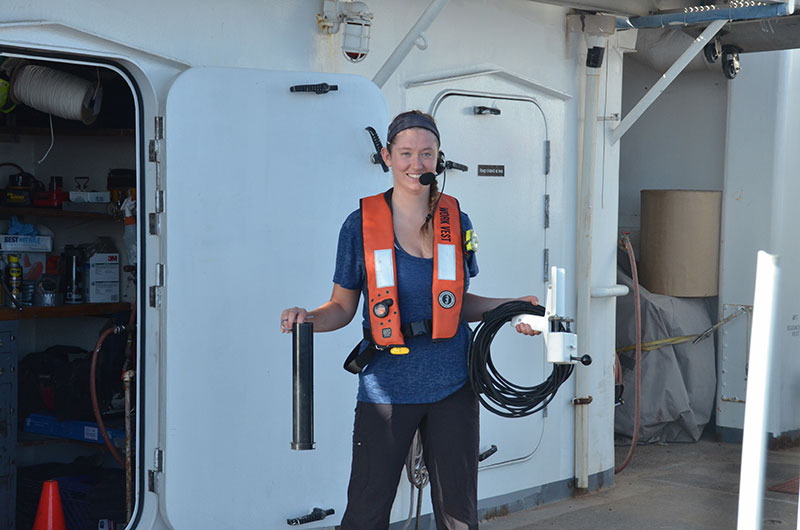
[438,206,452,242]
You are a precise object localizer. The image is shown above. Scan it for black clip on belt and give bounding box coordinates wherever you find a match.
[343,320,432,374]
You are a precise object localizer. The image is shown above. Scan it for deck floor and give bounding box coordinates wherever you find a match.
[480,438,800,529]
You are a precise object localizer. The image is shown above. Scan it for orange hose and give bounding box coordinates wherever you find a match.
[90,326,125,467]
[615,237,641,474]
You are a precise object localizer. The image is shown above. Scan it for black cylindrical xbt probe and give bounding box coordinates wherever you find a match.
[291,322,315,450]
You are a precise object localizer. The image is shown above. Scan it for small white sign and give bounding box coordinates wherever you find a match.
[84,426,99,441]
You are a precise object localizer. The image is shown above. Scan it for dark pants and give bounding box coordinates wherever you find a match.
[340,384,479,530]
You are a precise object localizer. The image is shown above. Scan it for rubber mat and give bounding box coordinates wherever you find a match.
[768,477,799,494]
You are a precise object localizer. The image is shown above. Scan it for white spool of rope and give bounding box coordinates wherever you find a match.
[11,64,102,125]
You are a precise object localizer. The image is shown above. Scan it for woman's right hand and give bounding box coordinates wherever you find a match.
[280,307,309,334]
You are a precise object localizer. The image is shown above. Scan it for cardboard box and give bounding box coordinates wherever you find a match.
[0,234,52,252]
[24,413,125,446]
[69,191,111,203]
[639,190,722,297]
[86,281,120,303]
[84,252,120,303]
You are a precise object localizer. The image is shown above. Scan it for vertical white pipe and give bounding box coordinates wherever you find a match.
[609,19,725,145]
[737,251,781,530]
[372,0,449,88]
[574,37,603,491]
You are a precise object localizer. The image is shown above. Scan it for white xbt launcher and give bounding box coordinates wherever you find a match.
[511,266,590,366]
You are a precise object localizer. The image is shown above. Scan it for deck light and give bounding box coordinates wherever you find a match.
[318,0,373,63]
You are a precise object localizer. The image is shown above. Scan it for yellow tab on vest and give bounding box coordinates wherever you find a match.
[390,347,410,355]
[465,229,479,252]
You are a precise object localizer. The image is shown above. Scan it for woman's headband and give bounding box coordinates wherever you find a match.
[387,114,440,144]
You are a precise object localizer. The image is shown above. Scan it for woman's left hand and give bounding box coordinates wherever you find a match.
[514,295,541,336]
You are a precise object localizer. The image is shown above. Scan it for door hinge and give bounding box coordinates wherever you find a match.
[544,194,550,229]
[149,212,161,236]
[154,448,164,471]
[544,249,550,282]
[154,189,164,214]
[149,117,163,163]
[148,448,164,492]
[150,115,165,232]
[154,116,164,140]
[148,139,158,163]
[544,140,551,176]
[149,287,161,308]
[149,263,165,308]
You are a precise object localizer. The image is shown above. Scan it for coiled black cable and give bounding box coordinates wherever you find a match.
[468,301,574,418]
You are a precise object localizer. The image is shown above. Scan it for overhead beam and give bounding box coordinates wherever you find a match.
[617,2,793,29]
[609,19,726,145]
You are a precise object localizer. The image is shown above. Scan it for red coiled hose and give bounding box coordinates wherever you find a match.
[615,236,641,474]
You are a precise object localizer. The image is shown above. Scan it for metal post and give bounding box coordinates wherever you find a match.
[736,251,781,529]
[574,34,605,491]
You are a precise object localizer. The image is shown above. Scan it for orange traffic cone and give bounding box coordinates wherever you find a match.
[32,480,67,530]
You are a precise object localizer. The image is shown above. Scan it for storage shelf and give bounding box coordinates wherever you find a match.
[0,126,134,138]
[0,302,131,321]
[18,432,109,448]
[0,206,116,221]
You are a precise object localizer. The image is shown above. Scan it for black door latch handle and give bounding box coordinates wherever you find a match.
[287,507,335,526]
[473,105,501,115]
[290,83,339,94]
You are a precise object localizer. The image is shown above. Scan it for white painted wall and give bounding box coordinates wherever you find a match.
[718,49,800,438]
[618,54,728,253]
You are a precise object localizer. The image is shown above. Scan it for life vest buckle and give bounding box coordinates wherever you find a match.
[403,319,431,338]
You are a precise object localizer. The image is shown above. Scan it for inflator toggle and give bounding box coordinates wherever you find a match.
[511,266,590,366]
[372,298,393,318]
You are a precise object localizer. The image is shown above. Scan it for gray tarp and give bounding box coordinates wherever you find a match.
[614,266,717,443]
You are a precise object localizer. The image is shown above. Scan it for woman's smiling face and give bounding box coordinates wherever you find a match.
[383,127,439,194]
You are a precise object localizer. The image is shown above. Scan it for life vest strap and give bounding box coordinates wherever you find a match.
[342,320,435,374]
[365,320,433,344]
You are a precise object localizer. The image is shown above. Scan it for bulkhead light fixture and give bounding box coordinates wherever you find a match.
[318,0,373,63]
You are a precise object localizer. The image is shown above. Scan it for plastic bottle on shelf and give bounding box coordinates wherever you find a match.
[7,253,22,307]
[121,197,136,267]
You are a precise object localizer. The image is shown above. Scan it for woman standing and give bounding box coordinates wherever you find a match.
[280,110,538,530]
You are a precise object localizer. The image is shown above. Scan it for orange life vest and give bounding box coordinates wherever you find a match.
[361,190,465,349]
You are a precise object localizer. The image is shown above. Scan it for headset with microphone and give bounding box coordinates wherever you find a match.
[420,151,470,186]
[419,173,436,186]
[365,126,469,186]
[365,124,470,226]
[419,151,445,186]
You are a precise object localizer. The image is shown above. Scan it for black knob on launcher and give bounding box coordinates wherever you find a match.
[570,354,592,366]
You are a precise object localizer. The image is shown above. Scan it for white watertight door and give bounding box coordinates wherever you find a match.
[432,94,550,477]
[162,68,388,529]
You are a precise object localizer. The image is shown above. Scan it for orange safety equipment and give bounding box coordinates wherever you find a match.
[361,189,465,350]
